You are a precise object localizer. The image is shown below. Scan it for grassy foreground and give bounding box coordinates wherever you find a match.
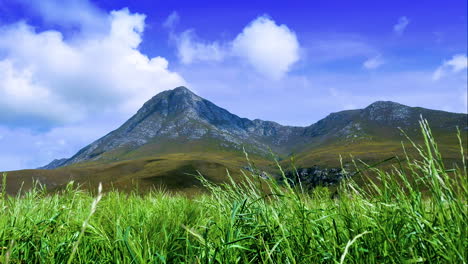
[0,121,467,264]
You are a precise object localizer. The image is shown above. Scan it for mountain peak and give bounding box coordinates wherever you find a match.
[135,86,202,118]
[170,86,202,103]
[366,101,406,109]
[363,101,412,123]
[169,86,199,98]
[172,86,192,93]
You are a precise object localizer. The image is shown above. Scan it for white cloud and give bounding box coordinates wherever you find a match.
[232,16,300,79]
[433,54,467,80]
[0,8,185,127]
[393,16,410,35]
[0,59,83,125]
[0,117,122,170]
[363,55,385,69]
[16,0,108,33]
[163,11,180,29]
[173,15,300,79]
[176,30,225,64]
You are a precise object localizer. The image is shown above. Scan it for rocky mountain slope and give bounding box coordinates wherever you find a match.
[44,86,466,169]
[58,86,307,167]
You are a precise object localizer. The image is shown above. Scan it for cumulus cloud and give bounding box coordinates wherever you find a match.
[0,8,185,128]
[176,30,225,64]
[393,16,410,35]
[0,59,83,126]
[167,11,226,64]
[232,16,300,79]
[363,55,384,70]
[432,54,467,80]
[173,15,300,79]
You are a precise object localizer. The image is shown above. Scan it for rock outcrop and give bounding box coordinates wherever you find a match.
[282,166,351,189]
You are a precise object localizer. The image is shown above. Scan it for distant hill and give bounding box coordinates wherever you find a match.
[7,86,467,194]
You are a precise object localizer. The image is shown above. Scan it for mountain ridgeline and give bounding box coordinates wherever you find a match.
[44,86,467,169]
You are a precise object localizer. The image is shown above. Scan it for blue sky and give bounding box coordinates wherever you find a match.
[0,0,466,171]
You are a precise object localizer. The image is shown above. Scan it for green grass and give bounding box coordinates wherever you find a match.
[0,120,467,263]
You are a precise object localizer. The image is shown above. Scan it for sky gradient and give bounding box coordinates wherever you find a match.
[0,0,467,170]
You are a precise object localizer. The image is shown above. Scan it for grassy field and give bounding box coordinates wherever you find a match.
[0,121,467,263]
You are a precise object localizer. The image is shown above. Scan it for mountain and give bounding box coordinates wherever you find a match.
[10,86,466,194]
[293,101,467,167]
[47,87,465,169]
[57,86,308,167]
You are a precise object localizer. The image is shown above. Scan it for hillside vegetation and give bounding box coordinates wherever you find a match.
[0,121,466,263]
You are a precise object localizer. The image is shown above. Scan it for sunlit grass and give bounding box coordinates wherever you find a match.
[0,120,466,263]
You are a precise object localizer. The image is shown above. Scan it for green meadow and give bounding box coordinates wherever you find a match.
[0,121,466,263]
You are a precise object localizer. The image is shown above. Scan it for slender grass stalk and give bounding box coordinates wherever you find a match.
[66,183,103,264]
[3,239,14,264]
[339,231,371,264]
